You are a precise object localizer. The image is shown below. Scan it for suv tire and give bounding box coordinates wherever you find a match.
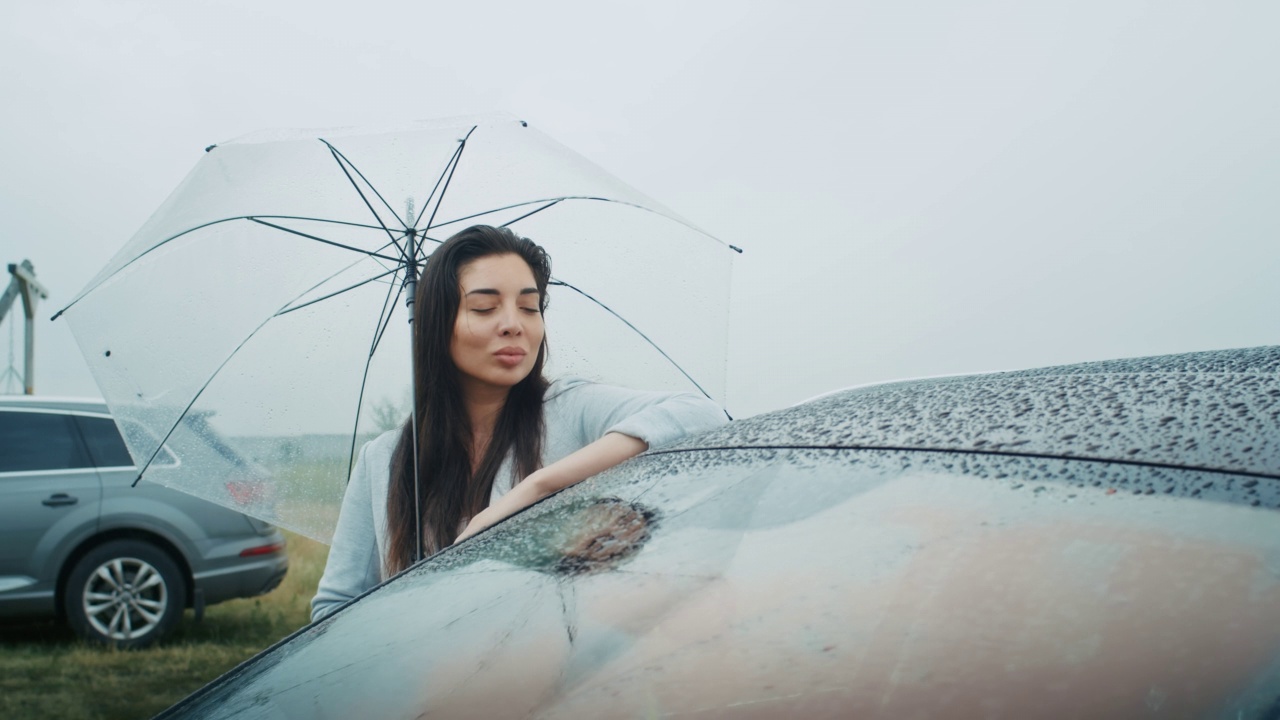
[64,539,186,649]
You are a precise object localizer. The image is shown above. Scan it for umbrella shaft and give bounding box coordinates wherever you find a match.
[404,231,419,323]
[404,228,422,562]
[404,276,417,323]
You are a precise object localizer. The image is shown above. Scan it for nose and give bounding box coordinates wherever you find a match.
[498,305,522,336]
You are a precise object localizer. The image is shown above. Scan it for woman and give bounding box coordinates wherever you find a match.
[311,225,726,621]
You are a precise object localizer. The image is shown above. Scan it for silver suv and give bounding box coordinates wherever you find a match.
[0,396,288,648]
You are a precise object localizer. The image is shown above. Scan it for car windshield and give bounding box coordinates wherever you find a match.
[161,445,1280,719]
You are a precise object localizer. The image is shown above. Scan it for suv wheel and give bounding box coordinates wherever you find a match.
[64,539,186,648]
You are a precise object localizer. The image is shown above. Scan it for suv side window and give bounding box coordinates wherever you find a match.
[74,415,136,468]
[0,410,92,473]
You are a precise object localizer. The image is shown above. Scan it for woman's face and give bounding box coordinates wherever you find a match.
[451,253,545,398]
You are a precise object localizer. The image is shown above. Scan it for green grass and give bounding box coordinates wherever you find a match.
[0,531,328,720]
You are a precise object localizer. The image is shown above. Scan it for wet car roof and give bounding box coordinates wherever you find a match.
[662,345,1280,483]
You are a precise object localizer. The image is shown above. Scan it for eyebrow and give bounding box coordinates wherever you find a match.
[464,287,540,297]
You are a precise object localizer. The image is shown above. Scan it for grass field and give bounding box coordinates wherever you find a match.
[0,531,328,720]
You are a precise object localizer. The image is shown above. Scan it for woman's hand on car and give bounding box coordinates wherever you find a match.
[454,432,647,544]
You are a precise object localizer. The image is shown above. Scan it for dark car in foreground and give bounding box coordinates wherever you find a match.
[0,397,288,648]
[160,347,1279,718]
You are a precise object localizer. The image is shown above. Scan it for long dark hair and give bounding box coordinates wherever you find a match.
[385,225,551,574]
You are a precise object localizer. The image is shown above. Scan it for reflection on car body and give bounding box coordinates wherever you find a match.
[159,347,1279,718]
[0,397,289,648]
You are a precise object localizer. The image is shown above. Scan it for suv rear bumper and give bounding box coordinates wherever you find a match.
[192,531,290,606]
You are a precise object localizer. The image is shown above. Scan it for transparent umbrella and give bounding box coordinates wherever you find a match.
[53,114,735,543]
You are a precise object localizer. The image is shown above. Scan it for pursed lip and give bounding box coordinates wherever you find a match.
[493,347,528,366]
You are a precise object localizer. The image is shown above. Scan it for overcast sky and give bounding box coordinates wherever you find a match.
[2,0,1277,419]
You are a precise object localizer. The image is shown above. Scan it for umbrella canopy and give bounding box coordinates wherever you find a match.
[55,114,735,542]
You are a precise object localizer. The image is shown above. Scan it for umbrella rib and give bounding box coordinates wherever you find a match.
[344,266,410,482]
[429,196,607,231]
[319,139,408,231]
[274,266,401,317]
[54,215,402,320]
[128,259,402,487]
[319,140,408,255]
[415,233,446,263]
[248,218,404,263]
[247,214,394,231]
[414,125,477,230]
[420,125,477,240]
[128,314,277,487]
[497,199,562,228]
[547,278,717,401]
[429,196,734,257]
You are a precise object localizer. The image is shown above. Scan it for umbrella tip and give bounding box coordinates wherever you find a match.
[729,245,744,254]
[519,120,528,127]
[205,144,217,152]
